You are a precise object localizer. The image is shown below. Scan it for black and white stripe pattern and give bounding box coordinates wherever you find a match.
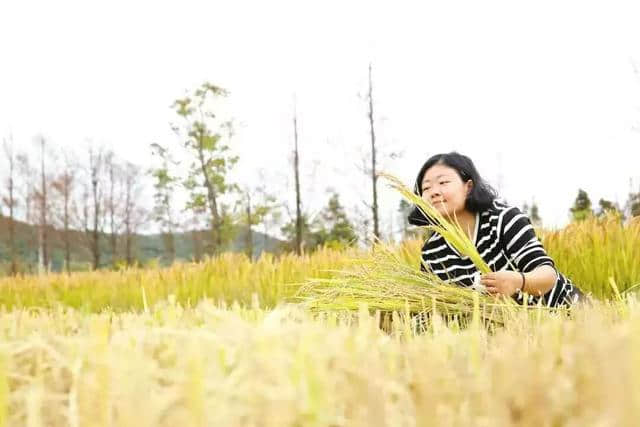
[419,200,582,307]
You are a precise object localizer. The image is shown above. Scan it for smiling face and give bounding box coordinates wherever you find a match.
[420,163,474,218]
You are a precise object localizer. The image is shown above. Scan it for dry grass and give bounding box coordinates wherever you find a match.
[0,297,639,426]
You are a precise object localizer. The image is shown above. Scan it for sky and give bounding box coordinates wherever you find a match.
[1,0,639,236]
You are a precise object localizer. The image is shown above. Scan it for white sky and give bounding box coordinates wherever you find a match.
[1,0,639,236]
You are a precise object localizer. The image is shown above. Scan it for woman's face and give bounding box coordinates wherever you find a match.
[420,163,473,217]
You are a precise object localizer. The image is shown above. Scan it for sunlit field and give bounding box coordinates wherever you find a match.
[1,216,639,426]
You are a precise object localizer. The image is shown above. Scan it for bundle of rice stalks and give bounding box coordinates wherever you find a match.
[295,244,520,326]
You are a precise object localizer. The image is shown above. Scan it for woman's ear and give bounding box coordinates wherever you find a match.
[465,180,474,196]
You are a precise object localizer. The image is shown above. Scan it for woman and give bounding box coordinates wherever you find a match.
[408,152,584,308]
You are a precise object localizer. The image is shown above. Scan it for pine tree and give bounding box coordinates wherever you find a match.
[569,189,593,222]
[317,193,357,247]
[597,198,623,219]
[530,201,541,225]
[626,191,640,218]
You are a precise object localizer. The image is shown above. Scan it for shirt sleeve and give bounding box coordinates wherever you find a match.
[499,206,555,273]
[420,261,429,273]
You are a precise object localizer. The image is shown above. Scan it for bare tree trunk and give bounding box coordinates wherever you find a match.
[54,157,74,274]
[124,170,132,266]
[19,154,36,271]
[8,173,17,275]
[368,63,380,240]
[89,147,103,270]
[293,105,303,255]
[122,162,142,266]
[163,231,176,263]
[2,137,18,275]
[107,153,118,266]
[245,193,253,260]
[192,227,203,262]
[63,176,71,273]
[39,137,49,271]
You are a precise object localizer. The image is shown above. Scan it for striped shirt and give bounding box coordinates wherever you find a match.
[420,200,581,307]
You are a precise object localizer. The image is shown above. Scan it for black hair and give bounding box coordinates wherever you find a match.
[407,152,498,226]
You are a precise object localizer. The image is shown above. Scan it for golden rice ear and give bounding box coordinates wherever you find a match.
[378,171,490,273]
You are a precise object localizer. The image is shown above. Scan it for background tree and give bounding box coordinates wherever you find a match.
[597,198,623,219]
[397,199,422,241]
[188,212,206,263]
[122,162,146,266]
[281,213,317,253]
[172,82,238,254]
[51,149,76,273]
[570,189,593,222]
[237,187,278,260]
[281,193,357,251]
[314,192,357,248]
[33,136,51,271]
[2,136,19,274]
[105,151,124,266]
[367,63,380,240]
[292,101,303,255]
[255,170,282,255]
[150,142,179,264]
[86,145,105,270]
[530,201,542,226]
[625,189,640,219]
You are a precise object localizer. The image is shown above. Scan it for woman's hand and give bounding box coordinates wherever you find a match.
[480,271,523,297]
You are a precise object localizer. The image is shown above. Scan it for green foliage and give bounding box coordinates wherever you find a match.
[149,143,180,263]
[570,189,594,222]
[530,202,541,225]
[626,191,640,218]
[314,193,357,246]
[216,204,238,252]
[597,198,623,219]
[281,193,357,252]
[281,213,319,252]
[237,191,278,228]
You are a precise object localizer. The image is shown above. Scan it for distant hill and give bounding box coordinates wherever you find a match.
[0,216,285,273]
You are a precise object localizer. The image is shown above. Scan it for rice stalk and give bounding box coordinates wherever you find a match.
[378,172,491,273]
[295,243,523,325]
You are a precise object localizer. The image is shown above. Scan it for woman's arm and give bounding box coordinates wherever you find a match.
[482,205,559,297]
[481,264,557,297]
[522,264,557,296]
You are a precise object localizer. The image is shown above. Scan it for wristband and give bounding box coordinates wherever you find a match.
[519,272,526,293]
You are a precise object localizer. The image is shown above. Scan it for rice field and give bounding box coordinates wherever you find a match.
[0,215,639,426]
